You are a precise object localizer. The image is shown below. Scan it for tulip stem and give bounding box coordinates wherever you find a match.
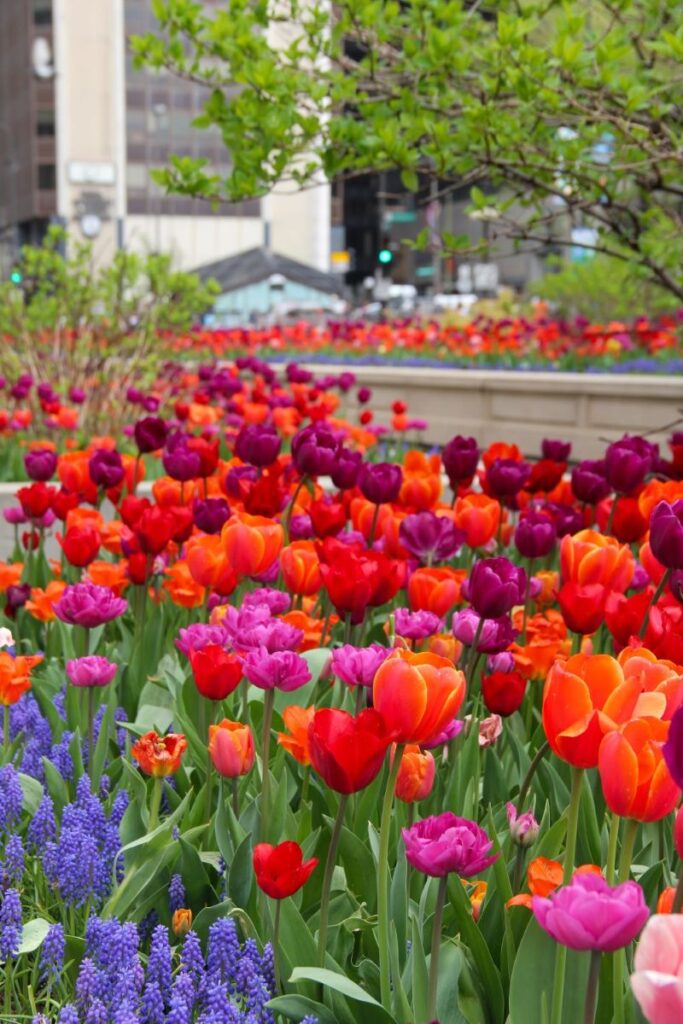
[148,777,162,832]
[3,704,9,756]
[466,619,484,683]
[606,812,620,884]
[672,865,683,913]
[605,496,618,536]
[521,559,533,643]
[272,897,282,992]
[318,794,348,964]
[427,875,448,1021]
[87,687,94,782]
[259,690,275,842]
[550,766,583,1024]
[284,477,307,544]
[368,503,380,547]
[231,778,239,819]
[378,743,404,1011]
[638,568,671,639]
[583,950,602,1024]
[517,739,550,810]
[618,818,639,883]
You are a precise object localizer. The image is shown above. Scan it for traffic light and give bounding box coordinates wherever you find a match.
[377,237,394,267]
[9,270,22,285]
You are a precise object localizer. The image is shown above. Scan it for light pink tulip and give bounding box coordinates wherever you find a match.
[631,915,683,1023]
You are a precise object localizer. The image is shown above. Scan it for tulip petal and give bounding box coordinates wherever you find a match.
[599,731,639,817]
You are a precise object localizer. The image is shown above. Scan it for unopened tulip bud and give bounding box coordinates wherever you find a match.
[506,802,540,848]
[172,908,193,937]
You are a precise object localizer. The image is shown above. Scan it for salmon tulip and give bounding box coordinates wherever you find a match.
[280,541,321,596]
[560,528,635,592]
[373,650,466,744]
[453,493,501,548]
[208,718,255,777]
[221,513,283,577]
[599,718,680,822]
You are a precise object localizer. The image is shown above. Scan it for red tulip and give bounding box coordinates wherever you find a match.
[481,670,527,716]
[558,582,609,635]
[61,524,101,567]
[252,840,318,899]
[308,708,389,794]
[189,645,243,701]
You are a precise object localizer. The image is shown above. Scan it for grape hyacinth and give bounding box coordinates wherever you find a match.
[0,886,22,960]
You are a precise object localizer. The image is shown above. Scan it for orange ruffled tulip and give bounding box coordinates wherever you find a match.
[542,653,658,769]
[560,529,635,592]
[408,566,467,618]
[25,581,67,622]
[280,610,334,651]
[86,560,129,597]
[131,730,187,777]
[221,513,283,577]
[507,857,602,909]
[209,719,255,777]
[453,493,501,548]
[280,541,321,597]
[394,744,436,802]
[373,650,466,744]
[164,560,206,608]
[511,610,570,680]
[277,705,315,765]
[0,562,24,593]
[599,718,680,822]
[0,652,43,705]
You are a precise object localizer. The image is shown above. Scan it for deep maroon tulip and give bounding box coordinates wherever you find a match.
[162,444,202,482]
[291,423,338,476]
[442,435,479,487]
[604,436,654,494]
[547,502,584,537]
[571,459,611,504]
[337,372,356,393]
[134,416,168,454]
[486,458,531,499]
[89,449,125,489]
[235,424,282,468]
[358,462,403,504]
[24,448,57,482]
[286,363,314,384]
[514,511,556,560]
[467,556,526,619]
[650,500,683,570]
[330,447,362,490]
[193,498,231,535]
[542,438,572,462]
[5,584,30,614]
[399,511,465,563]
[357,387,372,404]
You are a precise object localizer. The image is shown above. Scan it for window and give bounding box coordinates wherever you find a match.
[33,0,52,25]
[126,164,148,190]
[38,164,56,190]
[36,109,55,136]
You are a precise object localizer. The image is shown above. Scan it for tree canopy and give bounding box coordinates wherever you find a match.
[133,0,683,299]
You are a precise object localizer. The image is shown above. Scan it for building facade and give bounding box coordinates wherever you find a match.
[0,0,330,274]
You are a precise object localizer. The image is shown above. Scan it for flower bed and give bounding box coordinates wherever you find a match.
[0,359,682,1024]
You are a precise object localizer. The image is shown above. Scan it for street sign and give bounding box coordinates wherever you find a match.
[385,210,417,225]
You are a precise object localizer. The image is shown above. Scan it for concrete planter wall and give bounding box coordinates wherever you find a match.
[318,365,683,460]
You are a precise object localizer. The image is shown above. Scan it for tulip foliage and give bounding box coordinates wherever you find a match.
[1,359,683,1024]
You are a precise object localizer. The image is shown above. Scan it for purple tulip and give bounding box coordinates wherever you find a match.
[604,437,654,494]
[3,508,27,525]
[134,416,168,454]
[37,383,55,402]
[514,512,556,560]
[402,812,498,878]
[337,371,356,392]
[289,513,313,540]
[422,719,464,749]
[357,387,372,404]
[54,583,128,628]
[399,511,465,563]
[533,873,648,952]
[442,435,479,488]
[235,424,282,468]
[243,589,292,614]
[452,608,517,653]
[486,458,531,499]
[192,498,230,535]
[506,803,539,847]
[126,387,144,404]
[331,643,392,689]
[467,557,527,619]
[142,396,160,413]
[330,448,362,490]
[243,648,311,691]
[649,500,683,570]
[542,439,572,462]
[358,462,403,505]
[6,584,30,613]
[162,444,201,482]
[176,623,229,656]
[224,465,258,498]
[663,704,683,788]
[88,449,125,490]
[571,459,611,505]
[291,423,338,477]
[24,448,57,482]
[547,502,584,538]
[394,608,444,640]
[69,387,86,404]
[487,651,516,673]
[286,363,314,384]
[66,656,118,688]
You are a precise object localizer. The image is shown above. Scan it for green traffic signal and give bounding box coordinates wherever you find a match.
[9,270,22,285]
[378,248,393,265]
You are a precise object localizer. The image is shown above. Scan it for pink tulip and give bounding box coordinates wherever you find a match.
[631,915,683,1023]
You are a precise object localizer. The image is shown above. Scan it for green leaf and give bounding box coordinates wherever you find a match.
[400,168,418,192]
[409,911,429,1023]
[17,918,50,955]
[267,994,338,1024]
[289,967,396,1020]
[448,875,504,1024]
[18,773,44,816]
[228,832,254,909]
[509,918,589,1024]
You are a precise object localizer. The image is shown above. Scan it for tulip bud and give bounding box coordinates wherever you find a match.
[172,908,193,937]
[394,744,436,803]
[506,802,540,848]
[675,806,683,861]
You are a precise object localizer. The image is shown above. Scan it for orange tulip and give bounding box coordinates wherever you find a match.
[221,513,283,577]
[408,566,467,618]
[0,652,43,705]
[25,581,66,622]
[99,519,129,555]
[0,562,24,593]
[394,744,436,802]
[560,529,635,592]
[65,507,104,532]
[164,560,206,608]
[453,493,501,548]
[467,879,488,922]
[86,561,130,597]
[208,718,255,777]
[511,610,571,680]
[638,480,683,523]
[280,541,321,597]
[599,717,680,822]
[185,535,238,596]
[131,731,187,777]
[280,610,334,651]
[172,908,193,937]
[427,633,462,662]
[482,441,523,469]
[349,498,396,543]
[277,705,315,765]
[618,646,683,720]
[373,650,466,744]
[507,857,603,909]
[656,887,677,914]
[57,451,97,501]
[399,451,442,510]
[542,653,654,768]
